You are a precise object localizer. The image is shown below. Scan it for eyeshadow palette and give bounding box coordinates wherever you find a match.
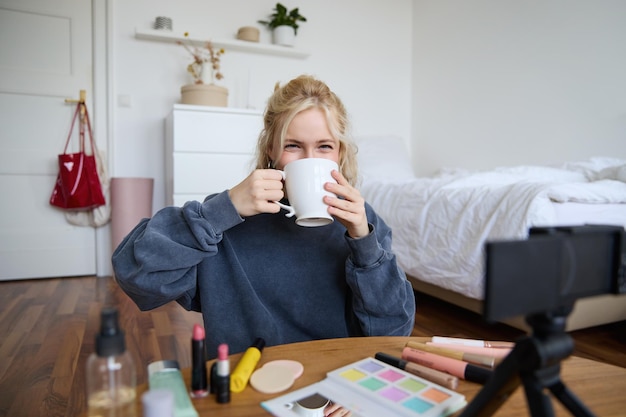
[261,357,466,417]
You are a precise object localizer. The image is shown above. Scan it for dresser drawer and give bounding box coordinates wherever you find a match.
[171,109,262,153]
[173,153,255,195]
[166,106,263,208]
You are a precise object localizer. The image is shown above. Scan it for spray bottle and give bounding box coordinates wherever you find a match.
[86,307,137,417]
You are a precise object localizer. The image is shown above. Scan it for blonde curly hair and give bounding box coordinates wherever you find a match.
[254,75,359,186]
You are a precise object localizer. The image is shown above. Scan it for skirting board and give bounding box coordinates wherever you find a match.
[408,275,626,332]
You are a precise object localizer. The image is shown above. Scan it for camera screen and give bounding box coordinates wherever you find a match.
[484,225,623,322]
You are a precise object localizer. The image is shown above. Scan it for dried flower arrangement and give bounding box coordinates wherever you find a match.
[178,32,225,85]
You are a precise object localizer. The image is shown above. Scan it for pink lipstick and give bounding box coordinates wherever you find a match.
[215,343,230,403]
[190,324,208,398]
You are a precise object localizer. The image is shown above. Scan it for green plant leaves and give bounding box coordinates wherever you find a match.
[258,2,307,34]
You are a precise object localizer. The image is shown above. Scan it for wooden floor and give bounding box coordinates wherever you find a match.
[0,275,624,417]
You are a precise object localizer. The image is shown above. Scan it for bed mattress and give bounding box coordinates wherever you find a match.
[359,148,626,300]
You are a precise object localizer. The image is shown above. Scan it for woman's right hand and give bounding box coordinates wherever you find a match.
[228,169,284,217]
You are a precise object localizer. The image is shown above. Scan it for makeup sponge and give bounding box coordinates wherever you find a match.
[250,360,304,394]
[250,366,294,394]
[264,360,304,379]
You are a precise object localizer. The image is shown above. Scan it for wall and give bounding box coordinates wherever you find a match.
[412,1,626,175]
[112,0,413,212]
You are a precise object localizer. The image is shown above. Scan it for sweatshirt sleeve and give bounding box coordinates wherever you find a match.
[112,191,242,311]
[344,204,416,336]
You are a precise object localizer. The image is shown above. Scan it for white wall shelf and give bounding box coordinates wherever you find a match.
[135,28,310,59]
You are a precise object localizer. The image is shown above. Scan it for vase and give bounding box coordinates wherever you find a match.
[110,177,154,252]
[200,64,213,84]
[272,25,296,47]
[181,84,228,107]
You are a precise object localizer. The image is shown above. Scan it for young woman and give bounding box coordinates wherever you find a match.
[112,75,415,357]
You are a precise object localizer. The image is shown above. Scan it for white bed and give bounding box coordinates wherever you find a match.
[356,136,626,331]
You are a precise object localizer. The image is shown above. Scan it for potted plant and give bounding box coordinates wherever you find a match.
[258,3,307,47]
[178,33,228,107]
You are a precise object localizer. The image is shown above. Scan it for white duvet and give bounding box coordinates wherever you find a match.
[360,156,626,300]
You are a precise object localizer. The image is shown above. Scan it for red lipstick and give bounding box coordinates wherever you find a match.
[190,324,208,398]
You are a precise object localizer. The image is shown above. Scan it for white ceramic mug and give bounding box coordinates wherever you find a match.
[275,158,338,227]
[285,393,330,417]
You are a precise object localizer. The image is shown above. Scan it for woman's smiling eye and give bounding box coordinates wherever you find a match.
[281,140,337,155]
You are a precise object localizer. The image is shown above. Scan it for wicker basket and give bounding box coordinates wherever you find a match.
[237,26,260,42]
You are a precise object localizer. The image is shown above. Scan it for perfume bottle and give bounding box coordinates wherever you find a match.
[86,307,137,417]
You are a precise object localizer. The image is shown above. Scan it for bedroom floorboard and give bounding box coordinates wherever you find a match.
[0,276,623,417]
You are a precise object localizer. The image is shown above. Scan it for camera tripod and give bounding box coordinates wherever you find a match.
[458,306,596,417]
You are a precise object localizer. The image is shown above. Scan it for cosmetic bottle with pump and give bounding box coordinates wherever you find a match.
[86,307,137,417]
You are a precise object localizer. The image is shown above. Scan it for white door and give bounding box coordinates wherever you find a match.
[0,0,96,280]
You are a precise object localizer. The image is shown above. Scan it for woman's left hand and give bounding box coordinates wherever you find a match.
[324,170,369,239]
[324,402,353,417]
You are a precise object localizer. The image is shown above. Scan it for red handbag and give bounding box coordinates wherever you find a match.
[50,102,106,210]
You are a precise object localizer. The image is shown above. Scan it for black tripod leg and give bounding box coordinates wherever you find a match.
[458,348,523,417]
[548,381,597,417]
[521,373,555,417]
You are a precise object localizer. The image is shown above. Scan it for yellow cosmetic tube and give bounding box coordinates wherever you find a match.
[230,337,265,393]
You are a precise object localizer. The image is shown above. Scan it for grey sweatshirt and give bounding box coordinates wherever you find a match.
[112,191,415,358]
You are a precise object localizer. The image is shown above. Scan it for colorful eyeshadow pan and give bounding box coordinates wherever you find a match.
[339,368,366,381]
[403,397,435,413]
[379,369,405,382]
[359,361,385,373]
[329,358,464,416]
[422,388,451,403]
[399,378,428,393]
[381,386,410,401]
[359,377,387,391]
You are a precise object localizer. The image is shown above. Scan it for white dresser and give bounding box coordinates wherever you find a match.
[165,105,264,206]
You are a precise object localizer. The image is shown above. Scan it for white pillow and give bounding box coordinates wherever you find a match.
[355,135,415,181]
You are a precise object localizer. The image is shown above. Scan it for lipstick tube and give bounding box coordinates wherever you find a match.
[215,343,230,403]
[190,324,208,398]
[375,352,459,390]
[402,347,492,384]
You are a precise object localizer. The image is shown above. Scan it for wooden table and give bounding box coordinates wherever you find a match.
[136,336,626,417]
